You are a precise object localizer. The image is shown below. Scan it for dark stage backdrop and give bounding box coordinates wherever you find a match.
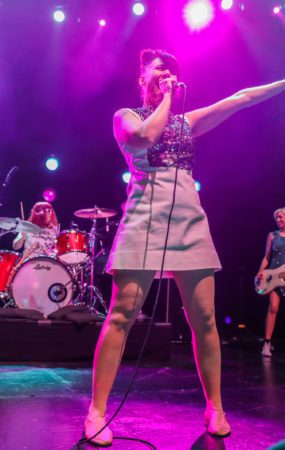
[0,0,284,338]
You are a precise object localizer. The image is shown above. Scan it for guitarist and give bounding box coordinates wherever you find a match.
[256,208,285,357]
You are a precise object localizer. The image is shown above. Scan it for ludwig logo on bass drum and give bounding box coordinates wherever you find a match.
[33,264,51,271]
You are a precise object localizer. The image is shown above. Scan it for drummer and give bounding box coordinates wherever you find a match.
[13,202,59,259]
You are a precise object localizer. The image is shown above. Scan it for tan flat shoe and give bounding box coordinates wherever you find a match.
[204,408,231,437]
[85,412,113,447]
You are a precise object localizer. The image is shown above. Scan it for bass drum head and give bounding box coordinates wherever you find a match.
[11,256,73,317]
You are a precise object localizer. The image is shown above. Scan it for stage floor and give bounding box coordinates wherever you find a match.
[0,342,285,450]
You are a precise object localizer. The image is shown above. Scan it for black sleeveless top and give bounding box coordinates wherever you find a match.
[132,106,194,171]
[269,231,285,269]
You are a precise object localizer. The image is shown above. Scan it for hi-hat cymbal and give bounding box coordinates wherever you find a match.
[0,217,42,234]
[74,207,117,219]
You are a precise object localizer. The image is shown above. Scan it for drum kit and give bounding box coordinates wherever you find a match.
[0,207,118,318]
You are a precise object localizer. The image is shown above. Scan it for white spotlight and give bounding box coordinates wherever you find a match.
[46,156,59,171]
[53,10,66,23]
[183,0,215,32]
[194,180,201,192]
[122,172,131,183]
[273,5,281,14]
[221,0,233,10]
[133,2,145,16]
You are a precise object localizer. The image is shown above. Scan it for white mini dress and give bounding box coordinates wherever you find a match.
[106,106,221,276]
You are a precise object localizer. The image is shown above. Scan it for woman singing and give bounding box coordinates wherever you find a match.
[85,49,285,446]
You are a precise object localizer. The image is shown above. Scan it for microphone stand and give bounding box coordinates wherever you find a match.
[0,166,19,208]
[0,179,8,208]
[0,229,13,238]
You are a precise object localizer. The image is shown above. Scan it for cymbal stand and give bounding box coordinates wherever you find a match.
[0,229,14,238]
[68,263,86,306]
[87,214,108,317]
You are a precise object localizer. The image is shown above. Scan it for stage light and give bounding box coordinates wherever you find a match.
[273,5,281,14]
[53,9,66,23]
[221,0,233,10]
[133,2,145,16]
[122,171,131,183]
[183,0,214,31]
[225,316,232,325]
[43,188,56,202]
[194,180,201,191]
[45,157,59,171]
[98,18,106,26]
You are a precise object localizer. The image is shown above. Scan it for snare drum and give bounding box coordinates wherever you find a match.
[0,250,21,292]
[10,255,74,316]
[56,230,89,265]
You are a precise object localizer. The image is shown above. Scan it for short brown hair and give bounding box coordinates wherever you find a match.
[139,48,180,78]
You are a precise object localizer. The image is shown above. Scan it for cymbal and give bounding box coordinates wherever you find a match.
[0,217,42,234]
[74,207,117,219]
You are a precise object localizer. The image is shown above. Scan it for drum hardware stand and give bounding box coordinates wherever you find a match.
[0,291,16,308]
[0,228,13,238]
[87,212,108,318]
[69,263,87,307]
[72,205,117,317]
[0,291,8,304]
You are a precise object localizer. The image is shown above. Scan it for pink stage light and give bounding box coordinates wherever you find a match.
[98,19,106,27]
[273,5,281,14]
[221,0,233,11]
[183,0,215,31]
[43,189,56,202]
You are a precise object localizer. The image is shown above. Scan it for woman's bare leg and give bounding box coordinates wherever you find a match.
[89,269,155,417]
[173,270,222,410]
[265,290,280,340]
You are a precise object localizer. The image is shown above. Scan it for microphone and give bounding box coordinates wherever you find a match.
[3,166,19,187]
[173,81,186,89]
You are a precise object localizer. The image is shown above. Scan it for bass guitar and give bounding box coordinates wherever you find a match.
[254,264,285,295]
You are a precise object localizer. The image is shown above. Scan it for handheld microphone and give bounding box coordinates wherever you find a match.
[173,81,186,89]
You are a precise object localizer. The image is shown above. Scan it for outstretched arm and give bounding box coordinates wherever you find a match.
[187,79,285,138]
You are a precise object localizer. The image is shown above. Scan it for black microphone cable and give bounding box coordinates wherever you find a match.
[77,84,187,449]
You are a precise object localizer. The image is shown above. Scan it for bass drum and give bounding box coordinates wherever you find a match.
[10,256,74,317]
